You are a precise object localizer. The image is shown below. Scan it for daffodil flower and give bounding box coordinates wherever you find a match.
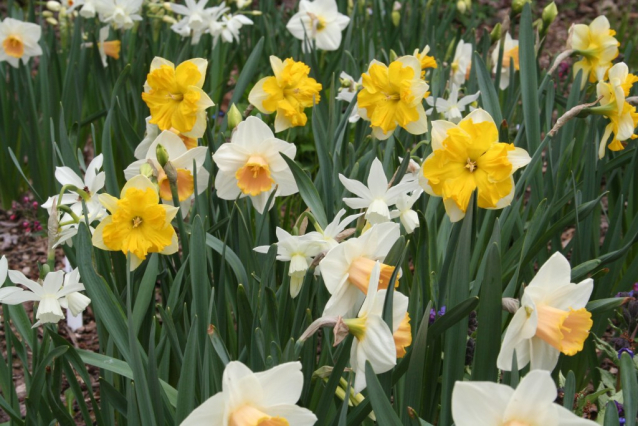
[497,252,594,372]
[212,116,299,214]
[94,0,143,30]
[0,17,43,68]
[248,56,322,132]
[286,0,351,52]
[180,361,317,426]
[450,39,472,87]
[170,0,210,33]
[68,0,101,18]
[308,208,363,251]
[254,227,326,297]
[92,175,179,270]
[568,15,619,86]
[84,26,121,68]
[413,44,437,77]
[0,256,21,303]
[212,13,253,45]
[452,370,597,426]
[420,109,531,222]
[357,56,429,140]
[142,57,214,138]
[390,190,422,234]
[4,269,90,327]
[492,32,519,90]
[336,71,362,123]
[135,117,197,160]
[339,157,414,225]
[425,85,480,123]
[595,62,638,158]
[320,222,400,317]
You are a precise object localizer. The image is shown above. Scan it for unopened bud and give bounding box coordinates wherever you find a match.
[501,297,520,313]
[46,0,61,11]
[251,10,262,16]
[156,143,170,168]
[490,23,502,44]
[42,10,54,18]
[164,161,178,185]
[456,0,467,14]
[162,15,177,24]
[391,10,400,27]
[312,366,334,380]
[163,2,172,11]
[227,104,242,130]
[46,17,59,26]
[511,0,531,15]
[464,0,472,9]
[542,2,558,27]
[389,49,398,62]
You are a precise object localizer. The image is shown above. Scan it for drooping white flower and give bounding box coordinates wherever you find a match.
[94,25,121,68]
[492,32,519,90]
[497,252,594,372]
[215,14,253,44]
[0,18,43,68]
[212,116,299,214]
[170,0,210,33]
[286,0,351,52]
[254,227,326,298]
[339,157,413,225]
[450,39,472,87]
[452,370,597,426]
[390,190,422,234]
[336,71,362,123]
[5,269,90,327]
[320,222,400,317]
[425,85,480,123]
[308,208,362,251]
[180,361,317,426]
[95,0,143,30]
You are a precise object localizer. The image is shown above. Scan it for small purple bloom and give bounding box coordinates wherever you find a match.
[618,348,634,359]
[438,306,446,316]
[429,308,436,324]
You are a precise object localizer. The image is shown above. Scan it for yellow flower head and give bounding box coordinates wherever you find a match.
[92,175,179,270]
[357,56,429,140]
[413,45,437,78]
[568,15,619,86]
[420,110,531,222]
[248,56,322,133]
[142,57,214,138]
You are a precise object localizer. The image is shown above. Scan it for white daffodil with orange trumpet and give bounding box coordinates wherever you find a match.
[450,39,472,87]
[212,116,299,214]
[0,17,43,68]
[492,32,519,90]
[497,252,594,372]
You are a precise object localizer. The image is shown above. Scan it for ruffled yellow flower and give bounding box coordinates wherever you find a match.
[413,45,437,78]
[92,175,179,270]
[357,56,429,140]
[568,15,619,86]
[595,62,638,158]
[420,110,531,222]
[141,57,214,138]
[248,56,322,133]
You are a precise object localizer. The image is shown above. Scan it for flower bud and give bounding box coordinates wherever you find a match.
[511,0,531,15]
[163,2,172,11]
[490,23,502,44]
[42,10,54,18]
[227,104,242,130]
[46,17,59,26]
[542,2,558,27]
[456,0,466,14]
[46,1,61,11]
[156,143,170,168]
[164,161,178,185]
[389,49,398,62]
[162,15,177,24]
[391,10,400,27]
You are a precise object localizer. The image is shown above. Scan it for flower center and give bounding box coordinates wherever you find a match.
[343,316,368,341]
[3,35,24,58]
[534,305,593,356]
[307,12,327,32]
[229,404,289,426]
[502,46,520,71]
[348,256,396,294]
[235,155,274,196]
[451,61,459,72]
[465,158,477,172]
[132,216,143,228]
[504,420,530,426]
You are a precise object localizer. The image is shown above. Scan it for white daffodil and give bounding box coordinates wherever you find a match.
[425,85,480,123]
[339,157,413,225]
[286,0,351,52]
[254,227,326,298]
[0,18,43,68]
[170,0,210,33]
[180,361,317,426]
[343,261,410,393]
[216,14,253,44]
[390,190,422,234]
[497,252,594,372]
[134,118,198,160]
[336,71,362,123]
[124,130,209,213]
[94,25,121,68]
[308,208,362,251]
[492,32,519,90]
[452,370,597,426]
[212,116,299,214]
[320,222,400,317]
[0,256,23,303]
[95,0,143,30]
[5,269,90,327]
[450,39,472,87]
[68,0,102,18]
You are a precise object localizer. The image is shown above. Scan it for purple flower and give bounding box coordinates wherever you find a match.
[429,308,436,324]
[618,348,634,359]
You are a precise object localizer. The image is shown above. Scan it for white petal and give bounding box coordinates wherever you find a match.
[254,361,303,406]
[529,336,560,371]
[527,252,572,290]
[452,381,512,426]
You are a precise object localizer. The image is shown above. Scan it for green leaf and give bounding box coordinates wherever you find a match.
[132,254,159,336]
[473,53,503,124]
[620,352,637,426]
[175,321,200,423]
[280,153,328,228]
[364,361,402,426]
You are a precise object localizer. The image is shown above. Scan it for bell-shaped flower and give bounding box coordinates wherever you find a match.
[212,116,299,214]
[339,157,414,225]
[180,361,317,426]
[286,0,351,52]
[92,175,179,270]
[595,62,638,158]
[491,33,519,90]
[568,15,619,87]
[420,109,531,222]
[336,71,362,123]
[390,190,422,234]
[0,17,43,68]
[497,252,594,372]
[254,227,326,298]
[4,269,90,327]
[425,85,480,123]
[320,222,400,316]
[248,56,322,133]
[452,370,597,426]
[124,130,209,212]
[95,0,143,30]
[450,39,472,87]
[141,57,214,138]
[357,56,429,140]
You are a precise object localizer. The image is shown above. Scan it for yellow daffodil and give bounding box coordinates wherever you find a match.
[142,57,214,138]
[491,32,519,90]
[248,56,322,133]
[568,15,619,86]
[413,44,437,78]
[0,17,43,68]
[357,56,429,140]
[92,175,179,270]
[420,109,531,222]
[595,62,638,158]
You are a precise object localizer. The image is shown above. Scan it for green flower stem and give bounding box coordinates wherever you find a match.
[165,162,189,260]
